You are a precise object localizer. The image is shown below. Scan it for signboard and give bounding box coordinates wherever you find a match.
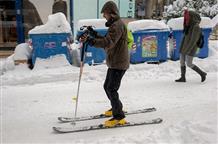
[141,36,157,58]
[119,0,135,18]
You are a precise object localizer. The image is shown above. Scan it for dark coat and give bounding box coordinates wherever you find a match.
[92,1,130,70]
[180,11,201,56]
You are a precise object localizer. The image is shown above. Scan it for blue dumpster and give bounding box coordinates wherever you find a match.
[29,33,72,65]
[130,29,170,63]
[77,29,107,65]
[169,28,212,60]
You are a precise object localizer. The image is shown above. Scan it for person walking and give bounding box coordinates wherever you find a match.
[80,1,129,127]
[175,10,207,83]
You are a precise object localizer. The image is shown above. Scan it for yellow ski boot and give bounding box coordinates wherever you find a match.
[104,118,127,127]
[104,108,126,117]
[104,108,113,116]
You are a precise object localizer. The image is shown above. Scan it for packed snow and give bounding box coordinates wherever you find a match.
[128,20,169,32]
[1,40,217,143]
[29,12,72,34]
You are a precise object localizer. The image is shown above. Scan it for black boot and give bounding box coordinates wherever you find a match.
[192,65,207,82]
[175,66,186,82]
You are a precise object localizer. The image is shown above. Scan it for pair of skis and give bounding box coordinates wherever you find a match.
[53,107,163,133]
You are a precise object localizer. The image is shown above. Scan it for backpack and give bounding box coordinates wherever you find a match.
[196,30,204,49]
[125,25,134,50]
[127,29,134,50]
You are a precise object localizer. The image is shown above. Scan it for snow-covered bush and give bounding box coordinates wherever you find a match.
[164,0,218,20]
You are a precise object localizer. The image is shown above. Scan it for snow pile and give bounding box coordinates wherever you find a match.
[33,54,71,70]
[0,55,15,75]
[128,20,169,32]
[208,40,218,57]
[77,19,107,30]
[13,43,32,60]
[212,14,218,28]
[0,43,32,74]
[29,13,72,34]
[167,17,213,30]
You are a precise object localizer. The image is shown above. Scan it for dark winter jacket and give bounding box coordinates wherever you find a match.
[179,10,201,56]
[92,1,130,70]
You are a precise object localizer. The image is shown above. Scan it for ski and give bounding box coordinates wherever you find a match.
[53,118,163,133]
[58,107,156,123]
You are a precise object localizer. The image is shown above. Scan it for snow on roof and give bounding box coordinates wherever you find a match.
[29,13,72,34]
[77,19,107,30]
[212,14,218,27]
[167,17,213,30]
[127,20,169,32]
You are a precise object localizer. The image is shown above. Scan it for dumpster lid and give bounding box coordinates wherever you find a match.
[200,17,213,28]
[167,17,213,30]
[77,19,108,31]
[29,13,72,34]
[212,14,218,28]
[127,20,169,32]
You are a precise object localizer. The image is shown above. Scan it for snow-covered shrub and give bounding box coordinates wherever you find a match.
[164,0,218,20]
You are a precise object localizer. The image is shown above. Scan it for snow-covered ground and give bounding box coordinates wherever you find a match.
[1,40,218,144]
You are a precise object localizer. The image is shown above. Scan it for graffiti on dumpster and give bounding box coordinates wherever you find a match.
[141,36,157,57]
[44,42,56,48]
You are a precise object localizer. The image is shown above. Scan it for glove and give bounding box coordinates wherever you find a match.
[79,33,89,43]
[88,38,95,46]
[87,26,98,38]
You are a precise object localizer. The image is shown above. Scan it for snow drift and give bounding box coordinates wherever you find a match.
[29,12,72,34]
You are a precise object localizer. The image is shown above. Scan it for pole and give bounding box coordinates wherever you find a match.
[72,42,88,125]
[16,0,25,43]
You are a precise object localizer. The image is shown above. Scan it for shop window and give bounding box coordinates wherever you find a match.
[0,0,17,49]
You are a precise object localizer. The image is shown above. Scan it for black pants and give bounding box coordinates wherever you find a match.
[104,68,126,120]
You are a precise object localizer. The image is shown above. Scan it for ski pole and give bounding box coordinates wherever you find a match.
[72,42,88,125]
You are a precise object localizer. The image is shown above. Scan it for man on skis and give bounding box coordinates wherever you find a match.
[80,1,130,127]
